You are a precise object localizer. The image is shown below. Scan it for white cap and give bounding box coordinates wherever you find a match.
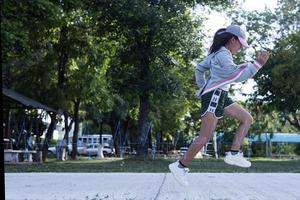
[219,25,249,48]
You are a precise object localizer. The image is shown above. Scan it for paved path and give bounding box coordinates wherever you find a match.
[5,173,300,200]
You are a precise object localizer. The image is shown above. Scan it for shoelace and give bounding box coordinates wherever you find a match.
[238,153,249,162]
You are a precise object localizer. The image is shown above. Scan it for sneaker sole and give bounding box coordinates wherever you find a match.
[224,158,251,168]
[168,164,188,186]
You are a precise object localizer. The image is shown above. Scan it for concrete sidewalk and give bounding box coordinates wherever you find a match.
[5,173,300,200]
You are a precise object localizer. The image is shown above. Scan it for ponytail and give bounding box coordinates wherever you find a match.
[209,28,238,54]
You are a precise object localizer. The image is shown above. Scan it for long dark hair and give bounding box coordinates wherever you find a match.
[209,28,238,54]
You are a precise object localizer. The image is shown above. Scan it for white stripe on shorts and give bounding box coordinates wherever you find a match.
[207,89,221,113]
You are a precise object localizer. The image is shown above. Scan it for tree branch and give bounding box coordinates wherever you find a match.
[286,113,300,130]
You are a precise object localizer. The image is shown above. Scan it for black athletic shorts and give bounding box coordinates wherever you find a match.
[200,89,235,119]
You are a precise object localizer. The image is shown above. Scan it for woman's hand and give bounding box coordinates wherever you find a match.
[256,52,271,66]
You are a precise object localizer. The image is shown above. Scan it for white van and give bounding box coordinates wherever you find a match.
[78,134,113,146]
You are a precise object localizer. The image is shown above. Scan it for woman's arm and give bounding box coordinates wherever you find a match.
[195,58,210,88]
[214,49,263,83]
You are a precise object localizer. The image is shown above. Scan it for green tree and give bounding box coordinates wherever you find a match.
[98,0,204,155]
[230,0,300,131]
[2,0,117,160]
[252,32,300,130]
[2,0,64,161]
[2,0,238,159]
[56,2,117,159]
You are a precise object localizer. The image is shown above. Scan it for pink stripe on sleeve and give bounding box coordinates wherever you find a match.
[253,61,262,70]
[206,65,247,89]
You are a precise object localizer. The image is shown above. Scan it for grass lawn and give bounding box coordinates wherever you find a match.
[5,156,300,173]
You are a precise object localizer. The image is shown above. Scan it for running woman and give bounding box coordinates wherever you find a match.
[169,24,270,186]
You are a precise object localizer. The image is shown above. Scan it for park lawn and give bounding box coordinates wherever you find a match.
[5,157,300,173]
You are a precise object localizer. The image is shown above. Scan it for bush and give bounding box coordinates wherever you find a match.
[295,143,300,155]
[251,142,299,157]
[50,139,57,146]
[251,143,266,157]
[274,143,297,156]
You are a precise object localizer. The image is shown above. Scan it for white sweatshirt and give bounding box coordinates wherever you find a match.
[195,46,262,96]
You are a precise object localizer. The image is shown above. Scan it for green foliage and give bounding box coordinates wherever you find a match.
[98,1,205,150]
[277,143,298,156]
[276,0,300,37]
[295,143,300,155]
[229,0,300,131]
[2,0,62,108]
[251,32,300,130]
[50,139,57,146]
[251,143,299,157]
[3,0,256,156]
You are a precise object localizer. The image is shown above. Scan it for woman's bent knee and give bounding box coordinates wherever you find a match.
[246,113,253,125]
[242,113,253,126]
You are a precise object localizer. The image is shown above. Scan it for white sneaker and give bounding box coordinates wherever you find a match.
[168,160,189,186]
[224,151,251,168]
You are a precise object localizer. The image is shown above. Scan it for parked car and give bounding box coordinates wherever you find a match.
[48,144,86,156]
[82,144,115,157]
[123,146,137,155]
[48,146,56,155]
[68,144,86,155]
[103,145,115,156]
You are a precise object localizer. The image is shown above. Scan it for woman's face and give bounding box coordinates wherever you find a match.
[227,37,242,55]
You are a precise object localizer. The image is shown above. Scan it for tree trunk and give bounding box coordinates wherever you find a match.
[54,112,73,161]
[99,121,103,144]
[63,112,69,141]
[42,112,57,162]
[123,118,130,146]
[63,112,74,153]
[36,117,44,151]
[148,125,152,149]
[137,95,150,156]
[97,144,104,159]
[4,108,11,139]
[111,120,120,157]
[137,56,151,156]
[58,26,68,88]
[71,98,80,159]
[56,19,68,160]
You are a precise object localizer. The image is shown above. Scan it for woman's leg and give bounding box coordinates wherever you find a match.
[180,112,218,166]
[224,103,253,151]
